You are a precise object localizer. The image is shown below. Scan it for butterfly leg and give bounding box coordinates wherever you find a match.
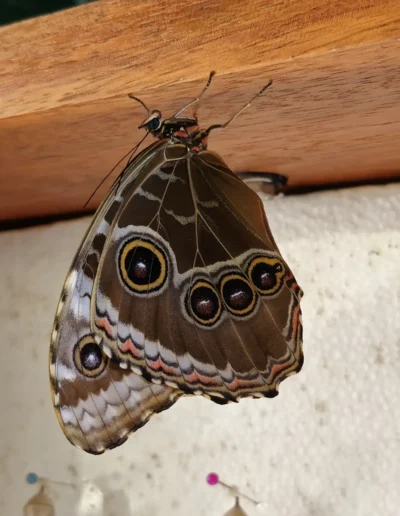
[237,171,288,196]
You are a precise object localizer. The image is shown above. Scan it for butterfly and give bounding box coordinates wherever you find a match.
[49,72,303,454]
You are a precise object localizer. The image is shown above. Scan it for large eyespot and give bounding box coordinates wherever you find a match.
[73,335,108,378]
[119,238,168,294]
[247,255,286,295]
[220,273,256,317]
[186,280,222,326]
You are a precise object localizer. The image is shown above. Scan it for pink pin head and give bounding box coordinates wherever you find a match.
[206,472,219,486]
[206,472,262,508]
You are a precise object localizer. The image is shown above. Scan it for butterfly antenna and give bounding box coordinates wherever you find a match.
[128,94,151,115]
[82,131,149,209]
[205,79,273,136]
[172,70,216,118]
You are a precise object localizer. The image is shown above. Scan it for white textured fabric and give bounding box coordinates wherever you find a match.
[0,184,399,515]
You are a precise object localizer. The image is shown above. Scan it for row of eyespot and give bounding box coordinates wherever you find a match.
[118,238,286,327]
[185,264,284,326]
[74,252,286,375]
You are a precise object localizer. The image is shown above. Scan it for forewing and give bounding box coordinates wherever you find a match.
[49,143,181,454]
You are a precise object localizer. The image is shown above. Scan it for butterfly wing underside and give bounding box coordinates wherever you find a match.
[49,142,182,454]
[91,146,303,403]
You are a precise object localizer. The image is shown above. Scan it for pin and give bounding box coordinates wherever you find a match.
[24,473,56,516]
[26,472,77,490]
[24,472,105,515]
[206,472,265,515]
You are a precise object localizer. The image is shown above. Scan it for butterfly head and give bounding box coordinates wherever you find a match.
[138,109,163,133]
[129,71,273,152]
[138,107,199,138]
[129,93,206,150]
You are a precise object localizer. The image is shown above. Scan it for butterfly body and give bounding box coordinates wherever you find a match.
[50,76,303,454]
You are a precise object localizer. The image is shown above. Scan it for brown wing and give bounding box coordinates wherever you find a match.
[92,146,303,403]
[49,141,182,454]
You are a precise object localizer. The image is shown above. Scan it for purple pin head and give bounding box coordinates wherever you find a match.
[206,472,219,486]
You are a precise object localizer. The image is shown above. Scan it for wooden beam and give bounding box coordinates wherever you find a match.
[0,0,399,221]
[1,0,399,118]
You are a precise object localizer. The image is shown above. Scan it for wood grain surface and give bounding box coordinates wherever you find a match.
[0,0,399,221]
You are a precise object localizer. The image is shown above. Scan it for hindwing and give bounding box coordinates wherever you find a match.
[90,147,303,402]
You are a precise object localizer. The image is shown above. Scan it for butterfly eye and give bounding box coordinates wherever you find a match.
[187,280,222,326]
[247,256,286,295]
[139,110,162,132]
[147,117,161,131]
[119,238,168,294]
[220,273,256,317]
[73,336,108,378]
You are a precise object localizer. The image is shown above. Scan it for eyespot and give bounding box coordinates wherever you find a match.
[73,335,108,378]
[119,238,168,294]
[247,255,286,295]
[220,273,256,317]
[187,280,222,326]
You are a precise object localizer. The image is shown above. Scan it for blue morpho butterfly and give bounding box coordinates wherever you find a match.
[49,72,303,454]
